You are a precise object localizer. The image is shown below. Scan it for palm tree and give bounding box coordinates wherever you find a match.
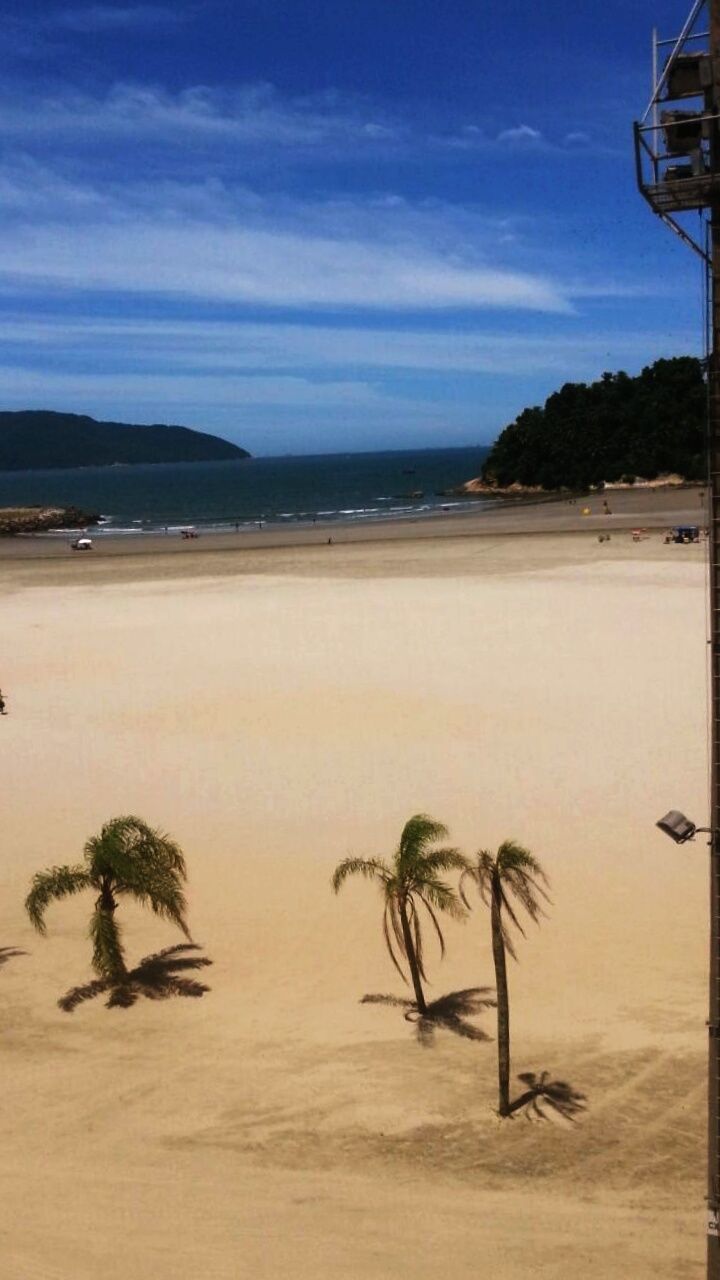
[461,840,549,1117]
[25,815,191,985]
[332,814,467,1014]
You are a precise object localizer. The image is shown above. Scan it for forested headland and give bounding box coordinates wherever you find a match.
[0,410,249,471]
[476,357,705,492]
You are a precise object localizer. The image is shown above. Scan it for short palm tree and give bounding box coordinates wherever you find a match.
[25,815,191,984]
[461,841,549,1116]
[332,814,467,1014]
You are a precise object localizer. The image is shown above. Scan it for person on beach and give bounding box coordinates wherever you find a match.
[603,499,612,515]
[0,689,7,715]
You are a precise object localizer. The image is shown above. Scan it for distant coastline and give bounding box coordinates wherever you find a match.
[0,410,249,471]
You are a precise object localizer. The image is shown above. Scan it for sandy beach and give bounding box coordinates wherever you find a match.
[0,498,710,1278]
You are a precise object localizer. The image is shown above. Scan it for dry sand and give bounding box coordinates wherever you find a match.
[0,516,710,1278]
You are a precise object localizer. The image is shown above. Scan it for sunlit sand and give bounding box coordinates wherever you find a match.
[0,521,708,1278]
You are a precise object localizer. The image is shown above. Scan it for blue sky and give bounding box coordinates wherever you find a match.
[0,0,707,454]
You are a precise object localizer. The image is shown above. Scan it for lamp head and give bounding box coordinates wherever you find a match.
[656,810,697,844]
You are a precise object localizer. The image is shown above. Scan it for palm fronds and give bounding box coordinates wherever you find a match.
[398,814,448,856]
[332,814,467,1000]
[25,865,91,934]
[26,815,195,1000]
[461,840,550,960]
[331,857,389,893]
[84,816,191,937]
[382,894,408,981]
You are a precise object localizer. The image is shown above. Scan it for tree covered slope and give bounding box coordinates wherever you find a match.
[0,410,249,471]
[481,357,705,490]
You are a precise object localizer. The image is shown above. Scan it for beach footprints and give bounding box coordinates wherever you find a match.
[25,815,211,1011]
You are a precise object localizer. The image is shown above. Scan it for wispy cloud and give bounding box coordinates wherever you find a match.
[0,367,392,408]
[0,81,404,152]
[0,221,571,312]
[55,5,186,32]
[497,124,543,144]
[0,78,612,162]
[0,315,694,379]
[0,162,576,313]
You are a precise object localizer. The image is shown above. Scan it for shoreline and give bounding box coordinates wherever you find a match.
[0,484,707,564]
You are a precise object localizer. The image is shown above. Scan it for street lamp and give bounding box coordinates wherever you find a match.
[656,809,712,842]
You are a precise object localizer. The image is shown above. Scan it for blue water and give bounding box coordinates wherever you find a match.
[0,447,491,533]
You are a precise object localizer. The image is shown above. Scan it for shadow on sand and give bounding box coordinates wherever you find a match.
[508,1071,587,1122]
[362,987,496,1046]
[0,947,27,968]
[58,943,212,1012]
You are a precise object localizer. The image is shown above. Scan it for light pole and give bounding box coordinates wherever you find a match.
[635,4,720,1274]
[658,809,719,1264]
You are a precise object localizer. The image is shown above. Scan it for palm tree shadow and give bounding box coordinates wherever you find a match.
[58,943,212,1013]
[362,987,496,1046]
[0,946,27,968]
[507,1071,588,1122]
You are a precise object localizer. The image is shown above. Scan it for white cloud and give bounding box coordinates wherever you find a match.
[55,5,185,31]
[0,81,404,153]
[0,367,391,407]
[0,314,697,379]
[0,79,610,163]
[497,124,543,144]
[0,161,573,313]
[0,220,572,312]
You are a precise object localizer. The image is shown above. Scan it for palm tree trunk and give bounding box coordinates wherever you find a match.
[491,881,511,1116]
[92,881,126,982]
[399,897,427,1014]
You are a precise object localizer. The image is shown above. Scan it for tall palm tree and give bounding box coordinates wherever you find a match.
[25,815,191,984]
[332,814,467,1014]
[461,841,549,1116]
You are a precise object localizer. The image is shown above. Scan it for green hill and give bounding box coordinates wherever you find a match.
[480,357,705,491]
[0,410,250,471]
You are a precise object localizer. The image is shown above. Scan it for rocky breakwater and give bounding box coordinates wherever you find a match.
[457,478,546,498]
[0,506,101,535]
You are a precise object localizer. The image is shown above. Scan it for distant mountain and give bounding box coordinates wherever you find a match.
[0,410,250,471]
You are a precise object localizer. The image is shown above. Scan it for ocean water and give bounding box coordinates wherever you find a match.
[0,446,491,533]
